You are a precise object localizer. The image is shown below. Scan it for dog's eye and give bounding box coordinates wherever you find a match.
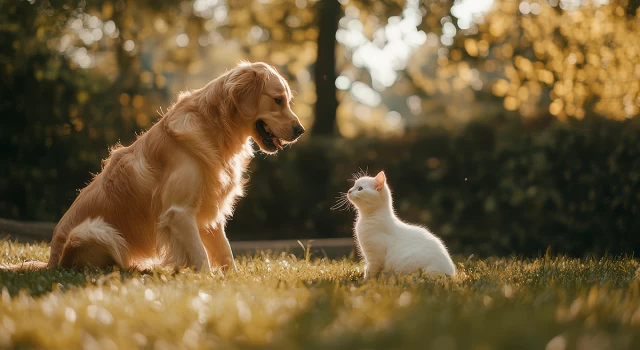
[358,186,363,191]
[274,97,283,106]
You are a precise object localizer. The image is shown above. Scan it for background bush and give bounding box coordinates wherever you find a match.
[3,110,639,257]
[227,115,640,257]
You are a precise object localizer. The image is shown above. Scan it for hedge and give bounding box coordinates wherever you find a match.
[2,115,639,256]
[228,115,640,256]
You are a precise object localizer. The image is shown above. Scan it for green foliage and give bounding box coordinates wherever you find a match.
[228,115,640,256]
[469,0,640,120]
[1,242,640,349]
[0,0,159,220]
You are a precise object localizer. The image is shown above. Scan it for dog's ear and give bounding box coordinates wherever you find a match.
[225,63,270,119]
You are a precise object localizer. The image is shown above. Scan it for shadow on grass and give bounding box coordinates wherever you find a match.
[257,281,640,350]
[0,267,156,297]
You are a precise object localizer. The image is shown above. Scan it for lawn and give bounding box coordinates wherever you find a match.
[1,241,639,349]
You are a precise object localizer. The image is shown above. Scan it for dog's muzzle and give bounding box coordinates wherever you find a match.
[292,123,305,140]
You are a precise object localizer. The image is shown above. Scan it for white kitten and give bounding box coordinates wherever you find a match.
[343,171,456,278]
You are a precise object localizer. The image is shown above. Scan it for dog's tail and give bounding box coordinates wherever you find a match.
[1,218,132,271]
[56,218,131,268]
[0,260,49,271]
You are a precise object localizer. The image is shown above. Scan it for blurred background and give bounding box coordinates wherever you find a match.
[1,0,639,256]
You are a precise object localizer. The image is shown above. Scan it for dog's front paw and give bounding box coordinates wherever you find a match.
[196,262,211,273]
[220,260,237,274]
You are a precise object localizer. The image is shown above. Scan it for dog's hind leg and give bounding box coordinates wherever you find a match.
[57,218,131,268]
[156,206,210,272]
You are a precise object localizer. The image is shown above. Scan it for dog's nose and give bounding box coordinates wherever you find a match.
[292,123,305,139]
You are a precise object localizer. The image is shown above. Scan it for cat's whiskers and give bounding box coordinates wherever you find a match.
[330,197,348,210]
[351,168,369,183]
[330,191,353,211]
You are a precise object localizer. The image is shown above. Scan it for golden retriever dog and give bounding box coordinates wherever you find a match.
[4,61,304,272]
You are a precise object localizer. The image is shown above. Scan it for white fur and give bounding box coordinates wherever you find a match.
[58,218,131,268]
[347,172,456,278]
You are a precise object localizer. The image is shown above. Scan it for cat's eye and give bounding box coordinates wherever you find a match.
[274,97,283,106]
[357,186,363,191]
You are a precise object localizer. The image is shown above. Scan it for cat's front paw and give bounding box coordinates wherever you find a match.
[363,270,376,280]
[363,262,382,280]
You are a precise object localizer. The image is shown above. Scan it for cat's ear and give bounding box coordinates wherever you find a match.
[374,171,386,191]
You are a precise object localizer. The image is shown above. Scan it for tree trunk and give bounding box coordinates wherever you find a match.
[312,0,340,136]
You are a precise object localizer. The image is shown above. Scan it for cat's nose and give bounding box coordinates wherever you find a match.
[348,189,353,194]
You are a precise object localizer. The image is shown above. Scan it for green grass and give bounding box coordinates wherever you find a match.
[1,241,639,349]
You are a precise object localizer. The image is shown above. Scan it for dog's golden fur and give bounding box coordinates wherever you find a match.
[4,61,303,272]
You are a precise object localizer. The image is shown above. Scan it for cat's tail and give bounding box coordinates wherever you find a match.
[433,254,457,276]
[444,261,456,276]
[424,257,456,276]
